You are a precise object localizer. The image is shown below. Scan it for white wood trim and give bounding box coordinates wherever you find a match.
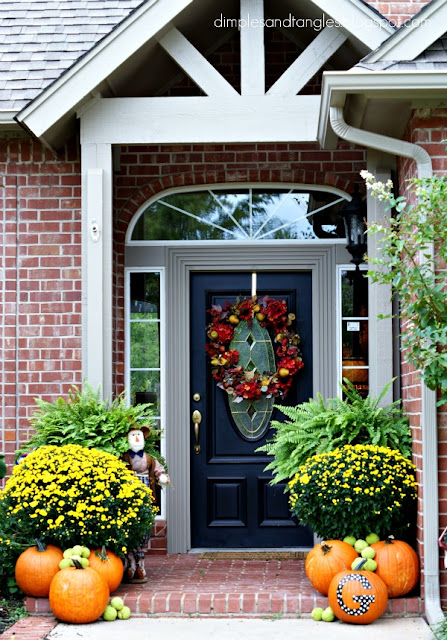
[268,27,347,97]
[158,28,239,98]
[16,0,194,138]
[86,168,104,389]
[366,152,394,403]
[81,143,113,399]
[80,95,321,144]
[240,0,265,95]
[364,0,447,62]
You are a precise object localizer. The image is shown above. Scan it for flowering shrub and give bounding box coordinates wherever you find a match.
[288,444,417,539]
[0,445,156,556]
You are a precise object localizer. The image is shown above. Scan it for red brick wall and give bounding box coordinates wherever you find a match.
[0,133,82,476]
[364,1,432,26]
[399,109,447,605]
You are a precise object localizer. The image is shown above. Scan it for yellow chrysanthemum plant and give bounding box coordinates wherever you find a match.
[288,444,417,540]
[0,444,157,556]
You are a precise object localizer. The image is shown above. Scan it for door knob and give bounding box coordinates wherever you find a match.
[192,409,202,455]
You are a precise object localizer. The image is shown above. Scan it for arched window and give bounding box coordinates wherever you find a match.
[129,186,349,242]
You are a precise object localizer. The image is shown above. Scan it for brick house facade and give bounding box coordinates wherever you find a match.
[1,0,447,619]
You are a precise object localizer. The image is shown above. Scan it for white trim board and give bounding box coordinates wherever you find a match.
[80,95,321,144]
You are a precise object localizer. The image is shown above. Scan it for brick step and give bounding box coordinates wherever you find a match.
[25,593,423,618]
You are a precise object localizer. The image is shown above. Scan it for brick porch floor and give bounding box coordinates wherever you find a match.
[24,553,423,619]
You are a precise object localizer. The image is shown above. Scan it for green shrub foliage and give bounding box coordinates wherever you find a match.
[17,383,165,466]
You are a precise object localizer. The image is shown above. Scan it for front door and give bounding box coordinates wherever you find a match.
[190,271,314,548]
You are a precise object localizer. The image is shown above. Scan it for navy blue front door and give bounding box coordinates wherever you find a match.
[190,272,314,548]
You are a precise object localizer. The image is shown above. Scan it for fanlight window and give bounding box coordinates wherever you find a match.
[130,187,349,241]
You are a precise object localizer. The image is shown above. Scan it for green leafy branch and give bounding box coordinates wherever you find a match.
[362,171,447,406]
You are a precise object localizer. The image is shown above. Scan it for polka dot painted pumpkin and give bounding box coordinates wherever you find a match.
[328,565,388,624]
[305,540,359,595]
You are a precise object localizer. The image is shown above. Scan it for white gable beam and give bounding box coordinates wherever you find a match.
[268,27,347,97]
[80,96,320,144]
[306,0,394,50]
[240,0,265,95]
[159,28,239,98]
[17,0,194,139]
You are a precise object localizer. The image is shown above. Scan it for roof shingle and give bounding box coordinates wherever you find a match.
[0,0,144,112]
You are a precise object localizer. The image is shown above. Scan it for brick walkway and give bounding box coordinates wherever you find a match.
[11,554,422,638]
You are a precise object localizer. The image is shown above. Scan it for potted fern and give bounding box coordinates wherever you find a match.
[16,383,166,469]
[257,379,412,484]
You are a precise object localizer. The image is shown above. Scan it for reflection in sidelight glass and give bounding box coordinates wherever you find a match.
[129,272,161,412]
[131,188,348,241]
[340,268,369,398]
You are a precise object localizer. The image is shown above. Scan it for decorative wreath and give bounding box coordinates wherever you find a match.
[206,296,304,402]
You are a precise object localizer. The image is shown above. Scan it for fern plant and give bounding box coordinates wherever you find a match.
[257,379,412,484]
[16,383,165,465]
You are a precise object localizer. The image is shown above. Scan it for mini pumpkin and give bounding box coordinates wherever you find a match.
[49,560,109,624]
[15,540,63,597]
[371,536,419,597]
[328,562,388,625]
[88,546,124,593]
[305,540,359,595]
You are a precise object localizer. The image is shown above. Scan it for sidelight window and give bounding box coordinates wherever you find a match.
[127,270,163,418]
[338,266,369,398]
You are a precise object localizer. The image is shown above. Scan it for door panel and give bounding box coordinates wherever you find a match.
[190,271,313,548]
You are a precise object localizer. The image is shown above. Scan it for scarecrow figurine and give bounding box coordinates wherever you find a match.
[122,425,169,583]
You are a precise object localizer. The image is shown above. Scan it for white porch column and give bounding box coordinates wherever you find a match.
[366,150,394,402]
[81,142,113,398]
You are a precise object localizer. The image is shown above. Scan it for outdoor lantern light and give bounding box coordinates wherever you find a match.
[340,187,367,268]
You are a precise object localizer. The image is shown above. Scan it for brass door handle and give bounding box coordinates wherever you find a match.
[192,409,202,454]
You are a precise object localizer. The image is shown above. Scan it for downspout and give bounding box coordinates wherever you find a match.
[330,106,442,625]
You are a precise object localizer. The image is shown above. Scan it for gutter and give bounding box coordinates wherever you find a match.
[330,105,442,625]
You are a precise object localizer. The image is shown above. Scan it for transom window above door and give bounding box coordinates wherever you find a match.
[129,187,349,242]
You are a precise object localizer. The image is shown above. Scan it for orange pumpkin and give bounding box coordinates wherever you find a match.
[305,540,359,595]
[88,546,124,593]
[49,561,109,624]
[328,566,389,624]
[15,540,63,597]
[371,536,419,597]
